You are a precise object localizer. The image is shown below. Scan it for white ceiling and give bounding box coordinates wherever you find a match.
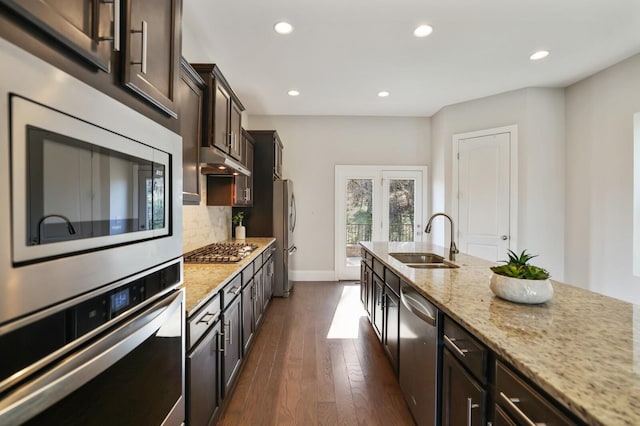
[182,0,640,117]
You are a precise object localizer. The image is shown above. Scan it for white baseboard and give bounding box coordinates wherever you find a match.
[290,270,337,281]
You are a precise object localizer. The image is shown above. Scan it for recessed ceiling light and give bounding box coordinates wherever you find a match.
[288,90,300,96]
[529,50,550,61]
[414,25,433,38]
[378,91,390,97]
[274,21,293,34]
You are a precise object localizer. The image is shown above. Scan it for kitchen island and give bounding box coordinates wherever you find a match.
[361,241,639,426]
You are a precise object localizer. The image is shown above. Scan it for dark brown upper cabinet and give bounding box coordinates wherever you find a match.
[122,0,181,118]
[178,58,205,205]
[1,0,182,119]
[0,0,117,71]
[234,130,254,206]
[192,64,245,162]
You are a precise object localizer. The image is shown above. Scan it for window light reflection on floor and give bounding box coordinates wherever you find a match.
[327,284,367,339]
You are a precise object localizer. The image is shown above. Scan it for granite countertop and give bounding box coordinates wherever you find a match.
[361,241,640,426]
[182,237,276,315]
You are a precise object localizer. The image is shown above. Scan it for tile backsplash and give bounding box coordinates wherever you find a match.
[182,174,231,253]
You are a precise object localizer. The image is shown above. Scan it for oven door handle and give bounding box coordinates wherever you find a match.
[0,290,184,425]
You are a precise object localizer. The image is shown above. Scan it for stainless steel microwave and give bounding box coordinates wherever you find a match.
[0,38,183,326]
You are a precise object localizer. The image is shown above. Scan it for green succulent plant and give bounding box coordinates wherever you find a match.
[490,249,550,280]
[232,212,244,226]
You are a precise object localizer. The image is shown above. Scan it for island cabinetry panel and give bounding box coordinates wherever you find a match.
[383,269,400,374]
[193,64,245,161]
[442,348,487,425]
[372,271,384,340]
[441,315,489,425]
[361,250,373,313]
[178,58,205,204]
[495,360,578,425]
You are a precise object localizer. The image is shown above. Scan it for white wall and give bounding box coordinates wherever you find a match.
[431,88,566,279]
[248,115,431,279]
[565,53,640,303]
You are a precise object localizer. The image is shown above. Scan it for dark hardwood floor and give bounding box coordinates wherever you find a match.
[217,281,415,425]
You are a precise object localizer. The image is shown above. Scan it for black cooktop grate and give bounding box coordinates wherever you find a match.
[184,242,258,264]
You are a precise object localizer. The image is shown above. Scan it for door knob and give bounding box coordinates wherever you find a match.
[501,235,508,240]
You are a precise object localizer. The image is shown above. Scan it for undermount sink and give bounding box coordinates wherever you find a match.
[389,252,460,269]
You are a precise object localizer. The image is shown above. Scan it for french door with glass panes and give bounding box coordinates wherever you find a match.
[335,166,427,280]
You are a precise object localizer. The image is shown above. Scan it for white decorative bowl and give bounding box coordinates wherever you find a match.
[489,273,553,304]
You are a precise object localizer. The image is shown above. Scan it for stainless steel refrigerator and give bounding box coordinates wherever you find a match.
[273,179,296,297]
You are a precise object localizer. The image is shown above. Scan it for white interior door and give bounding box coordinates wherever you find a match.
[456,132,512,262]
[335,166,427,280]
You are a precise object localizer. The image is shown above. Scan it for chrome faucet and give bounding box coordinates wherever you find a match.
[425,212,459,261]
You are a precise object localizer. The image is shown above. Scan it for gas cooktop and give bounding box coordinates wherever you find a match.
[183,242,258,264]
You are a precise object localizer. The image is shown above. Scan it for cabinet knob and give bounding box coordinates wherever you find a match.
[501,235,508,240]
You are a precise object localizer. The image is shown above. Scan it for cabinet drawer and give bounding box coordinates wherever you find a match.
[384,269,400,295]
[495,361,577,425]
[363,250,373,267]
[373,257,384,279]
[241,262,254,286]
[443,316,488,384]
[188,293,221,350]
[222,274,242,311]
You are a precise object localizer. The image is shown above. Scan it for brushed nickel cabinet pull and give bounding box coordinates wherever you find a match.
[466,397,479,426]
[99,0,120,51]
[196,311,219,325]
[225,320,232,345]
[499,392,543,426]
[130,20,147,74]
[444,335,468,357]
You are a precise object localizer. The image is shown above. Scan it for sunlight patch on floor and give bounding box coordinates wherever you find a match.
[327,284,367,339]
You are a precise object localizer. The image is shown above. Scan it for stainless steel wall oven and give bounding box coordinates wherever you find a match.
[0,35,184,425]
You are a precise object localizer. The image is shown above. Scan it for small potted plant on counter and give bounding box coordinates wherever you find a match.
[489,250,553,304]
[232,212,246,240]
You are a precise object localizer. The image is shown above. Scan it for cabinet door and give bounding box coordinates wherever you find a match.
[242,282,254,354]
[366,265,374,316]
[122,0,180,117]
[212,80,231,152]
[265,256,274,301]
[178,59,204,204]
[253,267,264,328]
[0,0,115,71]
[442,349,486,426]
[229,101,242,160]
[187,321,221,426]
[372,273,384,340]
[222,296,242,397]
[383,288,399,374]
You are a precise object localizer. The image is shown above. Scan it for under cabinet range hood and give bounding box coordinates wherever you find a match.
[200,148,251,176]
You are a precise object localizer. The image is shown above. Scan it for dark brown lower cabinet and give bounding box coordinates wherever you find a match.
[441,349,486,425]
[241,279,254,354]
[187,321,221,426]
[253,266,264,329]
[372,273,384,340]
[495,360,578,425]
[383,284,399,374]
[222,295,242,397]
